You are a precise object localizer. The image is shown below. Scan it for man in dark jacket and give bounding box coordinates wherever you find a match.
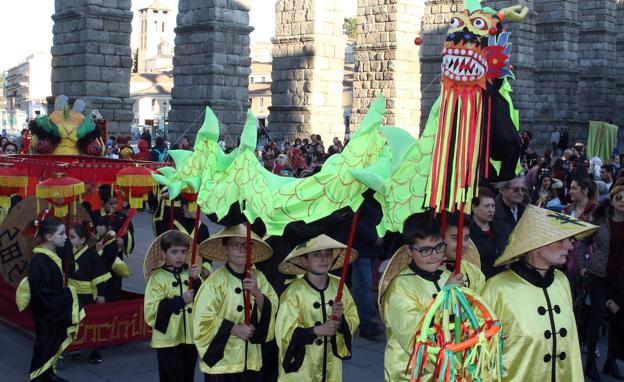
[493,176,526,250]
[351,196,384,339]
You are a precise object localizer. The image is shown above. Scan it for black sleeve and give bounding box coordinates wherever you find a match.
[330,318,353,360]
[191,277,202,293]
[154,296,186,334]
[249,296,272,344]
[282,327,316,373]
[202,319,235,367]
[102,241,119,268]
[28,259,74,326]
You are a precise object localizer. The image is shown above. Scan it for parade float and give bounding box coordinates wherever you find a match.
[0,95,164,350]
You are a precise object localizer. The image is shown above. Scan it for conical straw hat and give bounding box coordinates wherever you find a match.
[494,205,598,267]
[143,230,196,281]
[278,234,359,275]
[463,239,481,269]
[197,224,272,264]
[377,245,413,315]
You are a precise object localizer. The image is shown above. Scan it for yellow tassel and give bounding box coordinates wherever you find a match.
[0,176,28,188]
[54,204,69,218]
[189,201,197,213]
[116,175,155,187]
[36,183,85,199]
[0,195,10,222]
[129,196,144,209]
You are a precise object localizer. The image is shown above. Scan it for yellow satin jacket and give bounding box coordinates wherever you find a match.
[193,265,278,375]
[481,262,584,382]
[450,259,486,293]
[144,266,199,348]
[276,274,359,382]
[381,263,451,382]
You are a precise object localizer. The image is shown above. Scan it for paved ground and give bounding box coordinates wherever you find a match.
[0,211,619,381]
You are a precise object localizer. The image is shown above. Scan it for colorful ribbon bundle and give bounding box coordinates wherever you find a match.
[408,286,503,382]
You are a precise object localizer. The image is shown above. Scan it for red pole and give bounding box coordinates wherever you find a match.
[333,209,360,319]
[245,222,252,325]
[455,205,464,275]
[188,205,202,289]
[169,199,175,230]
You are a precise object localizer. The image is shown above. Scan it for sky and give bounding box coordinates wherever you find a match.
[0,0,357,71]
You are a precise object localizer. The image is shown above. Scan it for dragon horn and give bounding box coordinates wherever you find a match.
[498,5,529,22]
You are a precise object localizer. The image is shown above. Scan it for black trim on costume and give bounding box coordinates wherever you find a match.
[512,261,565,382]
[282,327,316,373]
[303,274,329,292]
[511,261,555,288]
[155,267,187,335]
[249,296,272,344]
[320,286,328,382]
[407,261,443,282]
[154,296,186,334]
[202,319,235,367]
[225,263,246,279]
[330,318,352,360]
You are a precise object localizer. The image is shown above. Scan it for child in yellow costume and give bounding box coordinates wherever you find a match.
[378,212,464,381]
[275,234,359,382]
[193,225,278,381]
[481,205,597,382]
[442,212,486,293]
[144,230,201,382]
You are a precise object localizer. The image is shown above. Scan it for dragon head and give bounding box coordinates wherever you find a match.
[442,0,528,90]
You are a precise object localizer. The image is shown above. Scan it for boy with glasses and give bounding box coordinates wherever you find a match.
[378,212,463,381]
[193,225,278,382]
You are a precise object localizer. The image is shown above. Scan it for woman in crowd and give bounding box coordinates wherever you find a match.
[531,172,562,208]
[469,187,506,278]
[584,178,624,380]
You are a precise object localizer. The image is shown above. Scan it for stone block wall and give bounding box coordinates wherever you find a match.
[420,0,458,132]
[350,0,425,137]
[269,0,345,145]
[532,0,580,144]
[50,0,134,135]
[577,0,617,142]
[616,1,624,129]
[168,0,253,144]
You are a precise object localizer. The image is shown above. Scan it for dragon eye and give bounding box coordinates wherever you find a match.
[471,18,487,30]
[450,17,463,29]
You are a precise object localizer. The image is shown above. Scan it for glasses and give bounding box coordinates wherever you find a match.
[228,242,254,251]
[409,242,447,257]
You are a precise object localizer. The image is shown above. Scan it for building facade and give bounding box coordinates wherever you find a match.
[4,52,51,120]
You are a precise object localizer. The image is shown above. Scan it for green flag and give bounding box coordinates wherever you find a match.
[587,121,618,162]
